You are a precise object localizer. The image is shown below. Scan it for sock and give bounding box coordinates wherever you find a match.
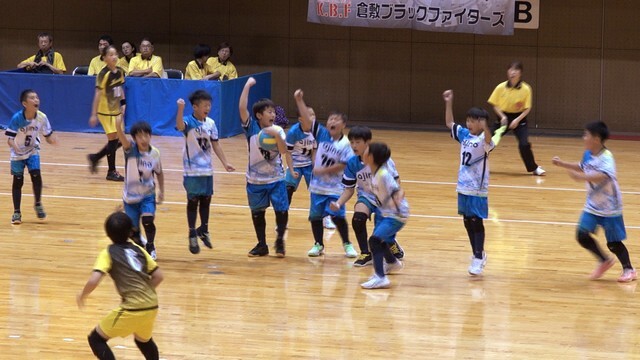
[141,216,156,245]
[331,216,350,245]
[463,217,476,255]
[471,217,485,259]
[352,212,370,253]
[88,329,114,360]
[275,210,288,241]
[608,242,633,270]
[311,219,324,246]
[12,175,24,212]
[187,197,198,237]
[286,186,295,205]
[368,236,386,277]
[106,139,119,172]
[134,337,159,360]
[251,210,267,246]
[30,170,43,204]
[198,195,211,233]
[577,230,607,262]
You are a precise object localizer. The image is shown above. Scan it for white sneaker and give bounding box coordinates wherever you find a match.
[468,253,487,276]
[532,166,546,176]
[307,243,325,257]
[384,260,404,274]
[360,274,391,289]
[343,243,358,258]
[323,216,336,229]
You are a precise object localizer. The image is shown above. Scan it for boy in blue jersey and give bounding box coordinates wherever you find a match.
[6,89,58,224]
[294,89,357,258]
[114,117,164,260]
[240,77,295,257]
[359,142,409,289]
[333,125,405,266]
[443,90,495,276]
[553,121,636,282]
[177,90,235,255]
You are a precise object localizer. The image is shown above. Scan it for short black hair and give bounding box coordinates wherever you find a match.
[20,89,36,103]
[217,41,233,56]
[367,142,391,167]
[105,212,133,244]
[194,44,211,59]
[508,61,523,71]
[348,125,372,141]
[99,34,114,45]
[466,107,490,121]
[101,45,118,57]
[585,121,609,142]
[141,37,154,46]
[189,89,212,105]
[328,111,348,124]
[252,98,276,118]
[130,121,152,138]
[37,32,53,42]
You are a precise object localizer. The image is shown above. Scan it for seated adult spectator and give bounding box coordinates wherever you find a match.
[127,38,163,78]
[206,42,237,81]
[17,32,66,74]
[88,35,114,76]
[117,40,137,75]
[185,44,218,80]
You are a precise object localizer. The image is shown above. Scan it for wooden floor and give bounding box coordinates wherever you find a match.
[2,129,640,359]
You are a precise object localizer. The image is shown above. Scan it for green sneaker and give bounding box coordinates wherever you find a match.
[343,243,357,258]
[307,243,325,257]
[34,204,46,220]
[11,211,22,225]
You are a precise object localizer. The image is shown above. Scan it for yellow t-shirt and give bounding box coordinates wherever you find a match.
[206,57,237,80]
[96,67,126,116]
[128,54,164,77]
[88,55,106,76]
[117,57,130,75]
[93,242,159,310]
[185,60,208,80]
[487,81,532,113]
[22,52,67,72]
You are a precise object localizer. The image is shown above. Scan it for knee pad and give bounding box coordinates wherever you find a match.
[12,175,24,188]
[352,211,368,230]
[368,236,383,252]
[576,229,592,246]
[88,328,108,349]
[141,215,154,227]
[464,216,483,232]
[607,241,624,253]
[29,169,41,178]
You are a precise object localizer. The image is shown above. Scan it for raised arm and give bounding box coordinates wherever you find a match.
[481,119,491,145]
[114,116,131,151]
[175,98,186,131]
[443,89,455,130]
[239,77,256,125]
[294,89,312,132]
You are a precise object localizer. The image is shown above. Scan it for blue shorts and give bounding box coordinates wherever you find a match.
[285,165,312,191]
[309,193,345,221]
[356,195,376,217]
[246,181,289,212]
[372,217,405,244]
[457,193,488,219]
[183,176,213,199]
[124,195,156,228]
[578,212,626,242]
[11,155,40,176]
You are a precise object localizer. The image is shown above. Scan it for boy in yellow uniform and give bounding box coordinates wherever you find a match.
[77,211,164,360]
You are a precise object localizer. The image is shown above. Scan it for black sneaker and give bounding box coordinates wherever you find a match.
[248,243,269,257]
[274,239,285,258]
[196,227,212,249]
[354,253,372,267]
[189,235,200,254]
[390,241,405,260]
[106,170,124,182]
[87,154,99,174]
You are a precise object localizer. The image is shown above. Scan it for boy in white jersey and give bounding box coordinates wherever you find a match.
[294,89,357,258]
[6,89,57,224]
[443,90,495,276]
[553,121,636,282]
[114,117,164,260]
[177,90,235,255]
[240,77,295,257]
[333,125,405,266]
[359,142,409,289]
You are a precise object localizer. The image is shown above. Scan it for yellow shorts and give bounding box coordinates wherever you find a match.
[97,114,122,134]
[98,307,158,340]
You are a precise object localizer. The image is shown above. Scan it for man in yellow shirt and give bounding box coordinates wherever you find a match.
[206,42,238,81]
[88,35,113,76]
[17,32,66,74]
[128,38,164,78]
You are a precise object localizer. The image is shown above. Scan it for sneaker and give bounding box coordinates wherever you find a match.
[87,154,99,174]
[34,204,46,220]
[274,239,285,258]
[532,166,546,176]
[11,211,22,225]
[389,242,405,260]
[146,243,157,260]
[468,253,487,276]
[307,243,325,257]
[354,253,373,267]
[323,216,336,230]
[590,258,615,280]
[360,274,391,289]
[343,243,358,258]
[618,268,638,283]
[196,227,212,249]
[106,171,124,182]
[189,235,200,254]
[248,243,269,257]
[384,259,404,274]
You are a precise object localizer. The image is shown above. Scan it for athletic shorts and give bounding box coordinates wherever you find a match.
[246,181,289,212]
[183,176,213,199]
[97,114,121,135]
[578,211,626,242]
[372,217,405,244]
[285,165,312,191]
[124,195,156,227]
[309,193,345,221]
[99,307,158,341]
[11,154,40,176]
[457,193,488,219]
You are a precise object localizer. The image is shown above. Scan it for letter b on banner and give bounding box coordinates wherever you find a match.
[514,0,539,29]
